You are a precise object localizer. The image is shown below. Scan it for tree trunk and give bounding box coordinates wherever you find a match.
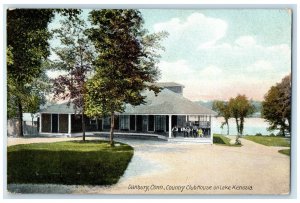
[235,117,240,135]
[110,112,115,147]
[226,119,229,135]
[287,117,291,134]
[17,98,24,137]
[235,117,240,144]
[281,125,286,137]
[240,117,244,136]
[81,112,86,141]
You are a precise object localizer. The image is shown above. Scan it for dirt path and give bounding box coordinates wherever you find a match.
[6,137,290,195]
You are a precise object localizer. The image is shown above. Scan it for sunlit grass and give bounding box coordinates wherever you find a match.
[7,140,134,185]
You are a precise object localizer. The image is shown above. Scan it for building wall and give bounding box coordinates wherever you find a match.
[7,119,38,136]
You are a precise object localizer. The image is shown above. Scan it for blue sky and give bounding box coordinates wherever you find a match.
[48,9,291,101]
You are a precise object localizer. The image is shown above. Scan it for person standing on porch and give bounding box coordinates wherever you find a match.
[172,126,178,138]
[197,128,203,138]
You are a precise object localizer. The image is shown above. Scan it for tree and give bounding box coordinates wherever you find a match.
[212,100,231,135]
[51,17,95,141]
[85,9,166,146]
[262,75,291,136]
[7,9,80,137]
[228,94,255,144]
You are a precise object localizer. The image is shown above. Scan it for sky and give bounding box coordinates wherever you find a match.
[48,9,292,102]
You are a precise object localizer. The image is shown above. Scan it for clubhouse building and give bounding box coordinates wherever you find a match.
[39,82,216,143]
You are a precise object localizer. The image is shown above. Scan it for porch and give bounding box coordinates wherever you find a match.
[39,113,213,143]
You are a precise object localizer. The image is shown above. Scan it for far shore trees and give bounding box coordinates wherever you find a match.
[228,94,255,144]
[51,17,95,141]
[85,9,166,146]
[262,75,291,136]
[212,100,231,135]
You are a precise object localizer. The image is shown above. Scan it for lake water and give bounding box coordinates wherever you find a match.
[211,117,278,135]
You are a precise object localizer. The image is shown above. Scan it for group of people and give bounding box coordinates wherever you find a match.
[171,125,205,138]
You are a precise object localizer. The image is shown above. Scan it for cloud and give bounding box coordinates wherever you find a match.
[234,36,256,47]
[199,65,223,77]
[246,60,274,72]
[158,60,193,82]
[152,13,290,101]
[154,12,228,50]
[197,35,291,75]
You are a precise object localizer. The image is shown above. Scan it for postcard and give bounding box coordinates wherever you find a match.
[6,7,292,196]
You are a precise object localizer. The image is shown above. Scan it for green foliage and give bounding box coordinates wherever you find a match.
[244,136,290,147]
[212,100,231,135]
[85,9,166,146]
[228,94,255,144]
[50,16,95,141]
[262,75,291,136]
[7,140,134,185]
[228,95,255,135]
[7,9,81,136]
[85,9,166,117]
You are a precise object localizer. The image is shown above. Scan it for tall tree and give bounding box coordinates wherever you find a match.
[228,94,255,144]
[85,9,166,146]
[262,75,291,136]
[212,100,231,135]
[51,17,95,141]
[7,9,80,137]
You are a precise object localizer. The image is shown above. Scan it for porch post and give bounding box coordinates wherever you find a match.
[50,114,52,133]
[68,114,71,135]
[58,114,60,133]
[168,115,172,138]
[39,113,42,133]
[209,115,212,144]
[135,115,137,131]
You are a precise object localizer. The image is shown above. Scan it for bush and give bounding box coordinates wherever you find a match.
[255,133,262,136]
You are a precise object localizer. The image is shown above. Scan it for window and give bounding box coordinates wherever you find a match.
[59,114,68,133]
[155,115,165,132]
[103,117,110,130]
[41,114,51,133]
[120,115,130,130]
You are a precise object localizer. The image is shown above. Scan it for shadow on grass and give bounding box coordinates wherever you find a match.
[278,149,290,156]
[7,140,133,185]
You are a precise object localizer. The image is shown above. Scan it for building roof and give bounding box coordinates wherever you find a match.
[155,82,185,88]
[40,88,216,115]
[122,88,216,115]
[40,103,77,114]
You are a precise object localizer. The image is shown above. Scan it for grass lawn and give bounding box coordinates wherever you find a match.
[213,134,241,147]
[7,140,134,185]
[278,149,290,156]
[244,136,290,147]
